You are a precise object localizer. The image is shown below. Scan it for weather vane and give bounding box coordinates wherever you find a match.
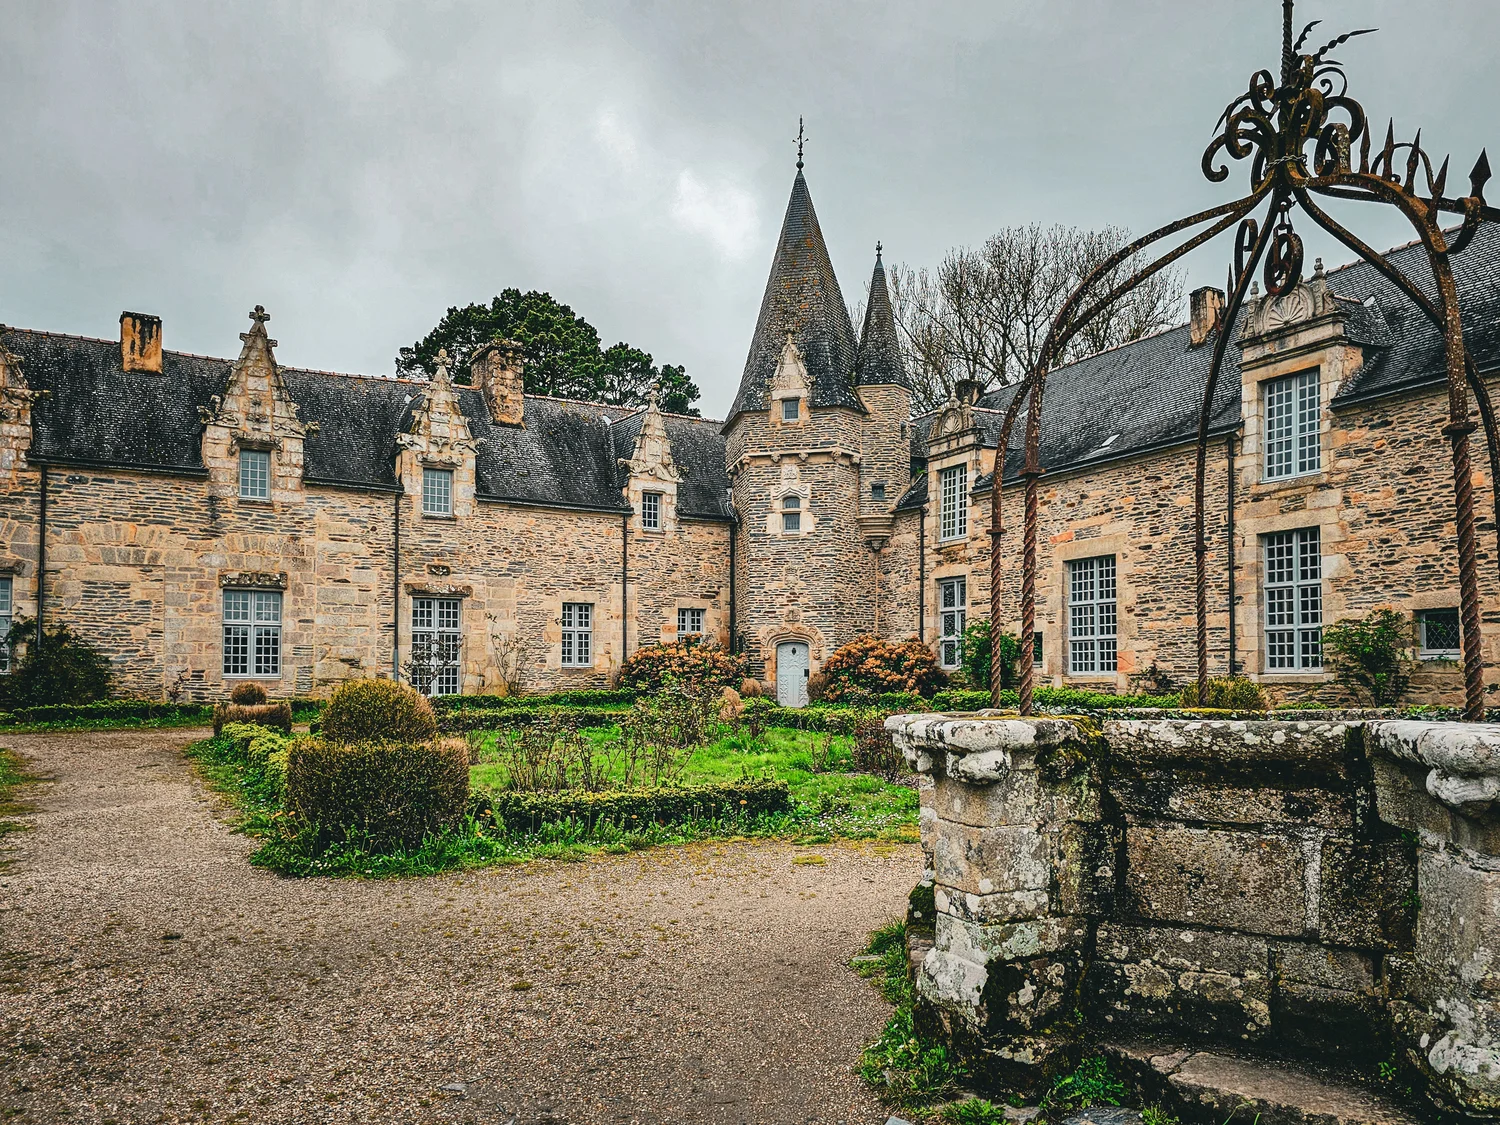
[796,117,805,171]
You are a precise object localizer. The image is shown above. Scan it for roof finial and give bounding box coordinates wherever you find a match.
[796,117,805,171]
[875,240,883,263]
[250,305,270,326]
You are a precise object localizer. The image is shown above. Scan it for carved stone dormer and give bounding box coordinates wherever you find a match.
[0,333,39,484]
[397,349,477,518]
[769,334,811,427]
[925,383,980,462]
[199,306,314,503]
[620,390,682,533]
[471,339,525,427]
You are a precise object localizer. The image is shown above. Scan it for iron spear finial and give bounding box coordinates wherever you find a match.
[1282,0,1295,86]
[796,117,805,171]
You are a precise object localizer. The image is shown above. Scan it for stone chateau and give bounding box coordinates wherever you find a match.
[0,162,1497,706]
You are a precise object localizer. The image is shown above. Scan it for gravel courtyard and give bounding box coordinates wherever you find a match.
[0,728,922,1125]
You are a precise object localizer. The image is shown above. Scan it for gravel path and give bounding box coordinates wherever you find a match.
[0,728,922,1125]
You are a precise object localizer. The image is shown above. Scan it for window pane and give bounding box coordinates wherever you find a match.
[1067,556,1116,674]
[254,626,280,676]
[783,495,800,509]
[223,624,249,676]
[422,468,453,515]
[239,450,269,498]
[413,598,434,630]
[1297,371,1321,474]
[782,398,798,420]
[642,492,661,530]
[254,591,281,623]
[1421,609,1461,653]
[223,590,251,622]
[1263,528,1322,670]
[1264,379,1294,479]
[576,604,592,629]
[437,599,460,631]
[940,466,968,539]
[0,576,11,616]
[783,511,801,533]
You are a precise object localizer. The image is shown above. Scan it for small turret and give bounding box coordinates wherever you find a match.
[856,243,911,390]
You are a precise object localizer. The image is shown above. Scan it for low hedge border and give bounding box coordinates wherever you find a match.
[0,697,327,728]
[432,689,638,713]
[471,778,792,834]
[438,706,625,733]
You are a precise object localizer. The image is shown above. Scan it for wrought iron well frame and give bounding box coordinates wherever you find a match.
[989,0,1500,720]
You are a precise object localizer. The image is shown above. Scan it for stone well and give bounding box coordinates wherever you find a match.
[887,711,1500,1117]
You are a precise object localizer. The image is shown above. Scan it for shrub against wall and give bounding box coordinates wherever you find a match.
[960,621,1021,692]
[285,736,469,852]
[616,640,749,695]
[1178,676,1266,710]
[1322,609,1415,706]
[0,619,112,708]
[320,679,437,745]
[818,636,946,702]
[229,682,268,705]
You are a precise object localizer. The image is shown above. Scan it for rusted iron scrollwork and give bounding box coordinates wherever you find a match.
[990,0,1500,720]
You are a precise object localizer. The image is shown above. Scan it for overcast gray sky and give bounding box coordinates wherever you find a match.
[4,1,1497,417]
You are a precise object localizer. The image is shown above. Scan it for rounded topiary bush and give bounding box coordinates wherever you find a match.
[229,681,268,705]
[818,635,947,702]
[320,679,437,745]
[617,640,749,695]
[285,735,469,852]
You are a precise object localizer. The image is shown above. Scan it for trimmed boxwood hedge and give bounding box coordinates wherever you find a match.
[431,688,637,714]
[212,701,292,736]
[470,778,791,834]
[437,706,624,733]
[0,700,215,725]
[928,687,1183,711]
[285,735,469,852]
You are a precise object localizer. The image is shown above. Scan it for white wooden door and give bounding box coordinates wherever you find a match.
[776,642,809,708]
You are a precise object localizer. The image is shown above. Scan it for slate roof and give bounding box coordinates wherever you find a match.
[2,328,731,519]
[725,169,862,423]
[894,222,1500,508]
[856,250,911,390]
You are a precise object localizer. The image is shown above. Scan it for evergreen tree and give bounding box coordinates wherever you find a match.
[397,289,700,414]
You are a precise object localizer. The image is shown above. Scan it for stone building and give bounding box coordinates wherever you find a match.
[1,161,1497,706]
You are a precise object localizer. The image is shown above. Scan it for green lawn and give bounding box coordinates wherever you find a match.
[468,723,919,838]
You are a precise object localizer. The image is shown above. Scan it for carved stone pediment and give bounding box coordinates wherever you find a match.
[770,334,809,396]
[1243,264,1334,339]
[219,571,287,589]
[619,392,681,484]
[404,581,472,598]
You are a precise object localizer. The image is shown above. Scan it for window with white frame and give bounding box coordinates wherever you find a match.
[1264,528,1323,670]
[781,494,802,534]
[1068,556,1117,675]
[0,575,11,673]
[422,467,453,516]
[678,607,705,637]
[412,597,462,696]
[939,577,966,669]
[781,398,799,422]
[940,465,968,541]
[641,491,662,531]
[1418,608,1460,660]
[561,602,593,667]
[223,589,281,678]
[238,449,270,499]
[1264,370,1321,479]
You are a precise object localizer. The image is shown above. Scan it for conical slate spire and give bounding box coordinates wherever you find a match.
[725,168,861,423]
[856,244,910,390]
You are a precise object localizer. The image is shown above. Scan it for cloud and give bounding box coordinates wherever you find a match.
[671,170,759,262]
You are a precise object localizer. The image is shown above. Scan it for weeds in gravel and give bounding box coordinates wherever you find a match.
[0,747,38,840]
[853,921,967,1109]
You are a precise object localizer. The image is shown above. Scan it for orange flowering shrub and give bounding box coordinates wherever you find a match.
[817,635,946,702]
[617,639,749,695]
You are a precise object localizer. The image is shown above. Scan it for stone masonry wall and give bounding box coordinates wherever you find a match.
[2,465,728,700]
[891,712,1500,1117]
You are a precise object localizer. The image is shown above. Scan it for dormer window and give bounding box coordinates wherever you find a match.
[1264,370,1320,479]
[781,398,799,422]
[782,494,802,533]
[422,467,453,516]
[238,449,270,500]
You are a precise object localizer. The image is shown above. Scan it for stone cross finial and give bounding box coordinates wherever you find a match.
[250,305,270,325]
[433,348,451,382]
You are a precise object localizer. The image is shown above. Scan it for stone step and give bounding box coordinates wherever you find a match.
[1105,1042,1424,1125]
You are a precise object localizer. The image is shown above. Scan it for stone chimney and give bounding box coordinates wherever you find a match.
[1189,287,1225,347]
[120,312,163,373]
[471,340,525,426]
